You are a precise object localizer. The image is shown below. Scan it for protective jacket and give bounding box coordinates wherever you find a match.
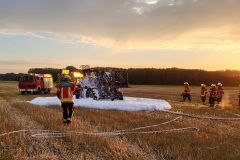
[217,86,224,96]
[184,85,190,94]
[57,81,79,103]
[201,87,208,96]
[210,87,217,97]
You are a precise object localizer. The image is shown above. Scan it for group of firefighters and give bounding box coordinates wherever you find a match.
[181,82,224,107]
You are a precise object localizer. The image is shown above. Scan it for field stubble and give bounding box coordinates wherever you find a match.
[0,83,240,159]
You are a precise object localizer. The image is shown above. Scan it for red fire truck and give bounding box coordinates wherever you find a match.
[19,74,53,95]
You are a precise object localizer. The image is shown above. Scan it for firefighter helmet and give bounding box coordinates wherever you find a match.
[63,75,71,81]
[201,84,206,87]
[217,82,222,86]
[76,81,80,86]
[211,84,216,87]
[184,82,189,85]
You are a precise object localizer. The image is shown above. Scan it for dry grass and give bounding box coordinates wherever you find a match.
[1,83,240,159]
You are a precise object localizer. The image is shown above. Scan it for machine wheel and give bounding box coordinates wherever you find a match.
[21,91,25,95]
[118,95,123,100]
[86,89,93,98]
[115,89,123,100]
[92,89,99,100]
[37,88,41,95]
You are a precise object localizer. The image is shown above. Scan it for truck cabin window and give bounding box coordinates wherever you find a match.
[20,76,35,82]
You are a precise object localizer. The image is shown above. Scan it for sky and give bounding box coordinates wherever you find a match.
[0,0,240,73]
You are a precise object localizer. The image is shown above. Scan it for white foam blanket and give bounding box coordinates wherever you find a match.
[28,96,171,111]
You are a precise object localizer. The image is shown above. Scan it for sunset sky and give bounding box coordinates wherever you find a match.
[0,0,240,73]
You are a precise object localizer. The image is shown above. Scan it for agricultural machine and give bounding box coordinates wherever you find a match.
[77,69,129,101]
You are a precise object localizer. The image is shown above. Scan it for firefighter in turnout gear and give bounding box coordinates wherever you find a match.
[217,82,224,103]
[181,82,191,102]
[209,84,217,107]
[200,84,208,105]
[57,75,79,125]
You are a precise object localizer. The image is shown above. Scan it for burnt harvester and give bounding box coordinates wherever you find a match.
[78,69,129,101]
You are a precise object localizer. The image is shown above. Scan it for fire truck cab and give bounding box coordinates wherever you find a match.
[19,74,53,95]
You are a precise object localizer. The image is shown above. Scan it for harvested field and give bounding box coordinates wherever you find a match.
[1,82,240,159]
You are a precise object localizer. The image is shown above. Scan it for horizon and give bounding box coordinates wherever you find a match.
[1,66,240,75]
[1,0,240,73]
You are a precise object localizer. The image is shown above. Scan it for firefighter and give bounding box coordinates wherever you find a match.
[200,84,208,105]
[209,84,217,107]
[181,82,191,102]
[217,82,224,103]
[57,75,79,125]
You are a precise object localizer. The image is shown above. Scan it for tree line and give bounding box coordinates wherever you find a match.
[1,67,240,86]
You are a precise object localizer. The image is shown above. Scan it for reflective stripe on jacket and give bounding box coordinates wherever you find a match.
[57,81,79,103]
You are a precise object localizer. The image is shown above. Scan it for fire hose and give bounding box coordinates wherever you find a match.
[0,109,240,138]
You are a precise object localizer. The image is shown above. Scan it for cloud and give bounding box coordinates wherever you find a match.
[0,0,239,49]
[0,59,67,73]
[0,59,63,65]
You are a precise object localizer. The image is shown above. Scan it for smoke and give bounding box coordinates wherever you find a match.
[220,91,229,109]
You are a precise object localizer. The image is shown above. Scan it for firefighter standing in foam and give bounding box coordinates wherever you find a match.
[200,84,208,105]
[57,75,79,125]
[217,82,224,103]
[209,84,218,107]
[181,82,191,102]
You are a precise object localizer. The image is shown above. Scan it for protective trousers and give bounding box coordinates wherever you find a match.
[201,95,206,104]
[217,96,222,103]
[209,96,217,107]
[183,94,191,102]
[62,103,74,124]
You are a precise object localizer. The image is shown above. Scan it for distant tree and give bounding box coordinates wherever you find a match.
[0,73,22,81]
[79,65,90,70]
[24,67,240,86]
[66,66,79,73]
[28,68,61,82]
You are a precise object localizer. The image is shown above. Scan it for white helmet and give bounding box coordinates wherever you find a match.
[211,84,216,87]
[63,75,71,81]
[201,84,206,87]
[217,82,222,86]
[184,82,189,85]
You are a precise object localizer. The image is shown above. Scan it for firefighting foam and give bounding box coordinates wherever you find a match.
[28,96,171,111]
